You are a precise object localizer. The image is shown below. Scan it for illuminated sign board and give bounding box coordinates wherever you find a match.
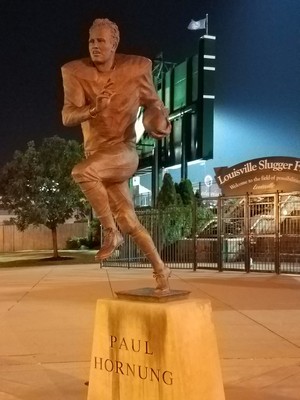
[215,157,300,195]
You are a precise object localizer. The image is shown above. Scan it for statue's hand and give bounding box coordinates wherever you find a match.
[143,106,171,139]
[150,125,171,139]
[95,79,115,112]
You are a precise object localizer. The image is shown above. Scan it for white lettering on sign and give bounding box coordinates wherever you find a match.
[217,162,257,185]
[217,158,300,186]
[258,160,293,171]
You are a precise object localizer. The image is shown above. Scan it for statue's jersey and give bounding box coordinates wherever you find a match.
[61,54,162,153]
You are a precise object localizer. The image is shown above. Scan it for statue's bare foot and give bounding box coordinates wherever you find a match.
[153,266,171,293]
[95,228,124,261]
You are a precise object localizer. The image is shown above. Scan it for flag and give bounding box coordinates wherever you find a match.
[187,18,206,30]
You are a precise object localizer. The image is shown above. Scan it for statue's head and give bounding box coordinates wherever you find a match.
[88,19,120,69]
[89,19,120,48]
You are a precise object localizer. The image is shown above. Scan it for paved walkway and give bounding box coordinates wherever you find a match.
[1,263,300,399]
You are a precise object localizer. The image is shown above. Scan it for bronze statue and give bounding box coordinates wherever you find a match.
[61,18,171,292]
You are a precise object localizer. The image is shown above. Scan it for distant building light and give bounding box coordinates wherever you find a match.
[204,175,213,187]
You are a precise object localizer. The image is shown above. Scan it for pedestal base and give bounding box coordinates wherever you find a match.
[87,297,225,400]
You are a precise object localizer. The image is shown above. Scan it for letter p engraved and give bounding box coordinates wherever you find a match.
[110,335,117,348]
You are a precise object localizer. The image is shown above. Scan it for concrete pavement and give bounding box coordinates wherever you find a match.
[1,263,300,399]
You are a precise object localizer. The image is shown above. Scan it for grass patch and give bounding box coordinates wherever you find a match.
[0,250,98,268]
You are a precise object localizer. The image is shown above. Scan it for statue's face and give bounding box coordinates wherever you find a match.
[89,25,116,66]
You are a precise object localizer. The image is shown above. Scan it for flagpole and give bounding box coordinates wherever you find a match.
[206,13,209,35]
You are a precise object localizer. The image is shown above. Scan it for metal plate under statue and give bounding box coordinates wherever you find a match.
[61,18,171,293]
[116,287,191,303]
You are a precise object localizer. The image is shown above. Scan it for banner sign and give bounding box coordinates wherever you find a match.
[214,157,300,196]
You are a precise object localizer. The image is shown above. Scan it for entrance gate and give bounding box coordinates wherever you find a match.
[102,192,300,274]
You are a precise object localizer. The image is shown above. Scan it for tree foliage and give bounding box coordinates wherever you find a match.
[0,136,86,257]
[157,173,178,208]
[156,174,214,245]
[176,179,195,206]
[157,174,190,244]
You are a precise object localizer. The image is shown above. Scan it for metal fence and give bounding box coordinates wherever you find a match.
[103,192,300,274]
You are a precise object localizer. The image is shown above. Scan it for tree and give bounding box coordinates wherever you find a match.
[0,136,86,258]
[195,189,203,205]
[157,176,214,245]
[157,173,178,208]
[177,179,195,206]
[157,173,187,244]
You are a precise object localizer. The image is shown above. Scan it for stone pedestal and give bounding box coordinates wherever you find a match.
[87,297,225,400]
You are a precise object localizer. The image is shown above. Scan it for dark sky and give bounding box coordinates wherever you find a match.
[1,0,300,180]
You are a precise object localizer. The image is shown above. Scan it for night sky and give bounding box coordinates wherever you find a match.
[1,0,300,183]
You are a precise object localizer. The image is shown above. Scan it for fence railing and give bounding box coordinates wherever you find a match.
[103,192,300,274]
[2,192,300,275]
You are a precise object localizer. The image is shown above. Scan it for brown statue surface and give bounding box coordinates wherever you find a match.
[61,18,171,292]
